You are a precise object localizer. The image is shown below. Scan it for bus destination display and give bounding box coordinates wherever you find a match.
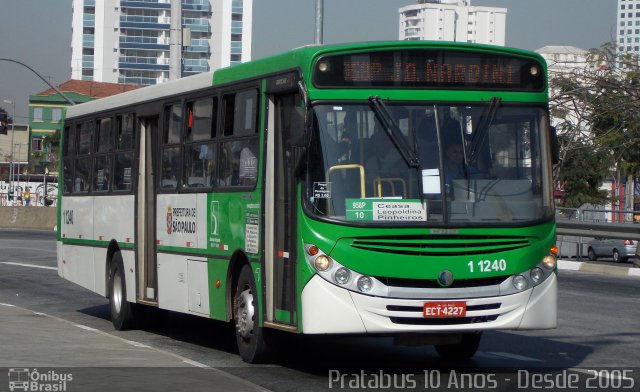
[313,49,545,91]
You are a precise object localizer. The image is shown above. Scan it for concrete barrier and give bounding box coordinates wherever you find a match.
[0,207,57,230]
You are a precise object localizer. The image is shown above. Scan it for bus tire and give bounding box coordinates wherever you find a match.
[434,332,482,360]
[233,264,269,363]
[109,251,137,330]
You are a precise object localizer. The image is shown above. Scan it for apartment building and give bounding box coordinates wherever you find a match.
[399,0,506,46]
[70,0,252,85]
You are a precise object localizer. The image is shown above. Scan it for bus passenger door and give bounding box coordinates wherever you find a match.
[265,92,301,328]
[136,116,158,304]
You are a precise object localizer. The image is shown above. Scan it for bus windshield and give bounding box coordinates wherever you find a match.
[304,102,553,225]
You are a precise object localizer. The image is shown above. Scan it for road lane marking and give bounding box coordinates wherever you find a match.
[0,261,57,270]
[75,324,98,332]
[485,352,544,362]
[183,359,210,368]
[125,340,152,348]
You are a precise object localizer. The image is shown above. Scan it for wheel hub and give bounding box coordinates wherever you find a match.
[235,288,255,339]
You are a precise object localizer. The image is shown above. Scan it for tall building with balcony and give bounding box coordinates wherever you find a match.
[70,0,252,86]
[399,0,506,46]
[616,0,640,66]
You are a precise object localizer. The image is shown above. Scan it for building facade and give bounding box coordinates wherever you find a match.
[399,0,506,46]
[28,80,140,174]
[70,0,252,85]
[536,46,590,73]
[617,0,640,63]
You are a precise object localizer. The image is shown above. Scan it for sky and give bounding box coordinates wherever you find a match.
[0,0,617,123]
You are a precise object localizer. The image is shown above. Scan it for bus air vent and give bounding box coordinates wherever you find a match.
[350,235,530,257]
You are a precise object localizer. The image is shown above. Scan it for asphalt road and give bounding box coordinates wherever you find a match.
[1,228,639,392]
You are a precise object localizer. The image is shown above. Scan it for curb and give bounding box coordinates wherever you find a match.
[558,259,640,278]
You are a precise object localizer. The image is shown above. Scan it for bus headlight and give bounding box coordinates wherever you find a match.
[357,276,373,293]
[314,255,332,272]
[542,255,556,270]
[334,268,351,285]
[530,268,544,285]
[513,275,529,291]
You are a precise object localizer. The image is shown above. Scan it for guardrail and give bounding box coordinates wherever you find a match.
[556,207,640,240]
[556,220,640,240]
[556,208,639,260]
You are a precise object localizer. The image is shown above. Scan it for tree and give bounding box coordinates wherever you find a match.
[549,42,640,208]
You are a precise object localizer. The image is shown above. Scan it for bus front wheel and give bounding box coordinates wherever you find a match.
[434,332,482,360]
[233,264,269,363]
[109,251,137,330]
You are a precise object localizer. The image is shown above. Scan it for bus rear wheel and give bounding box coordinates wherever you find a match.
[233,264,269,363]
[434,332,482,360]
[109,251,137,330]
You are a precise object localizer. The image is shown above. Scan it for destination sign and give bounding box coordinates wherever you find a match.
[313,49,545,91]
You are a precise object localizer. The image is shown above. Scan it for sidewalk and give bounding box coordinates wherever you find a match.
[0,303,270,392]
[558,258,640,278]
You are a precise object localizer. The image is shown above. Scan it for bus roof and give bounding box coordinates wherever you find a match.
[65,41,544,120]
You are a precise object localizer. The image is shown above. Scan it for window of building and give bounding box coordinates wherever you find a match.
[32,137,43,152]
[52,108,63,123]
[33,107,43,122]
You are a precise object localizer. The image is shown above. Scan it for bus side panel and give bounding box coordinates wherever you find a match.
[60,244,96,293]
[157,253,188,313]
[156,194,206,249]
[60,196,93,240]
[92,195,135,297]
[59,196,96,293]
[93,195,135,245]
[157,253,211,317]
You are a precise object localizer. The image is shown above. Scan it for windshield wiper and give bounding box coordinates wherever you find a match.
[369,96,420,168]
[468,97,501,163]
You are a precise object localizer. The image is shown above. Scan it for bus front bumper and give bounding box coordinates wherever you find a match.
[301,273,557,334]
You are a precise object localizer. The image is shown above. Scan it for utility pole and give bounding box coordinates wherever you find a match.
[3,99,15,202]
[170,0,183,80]
[315,0,324,45]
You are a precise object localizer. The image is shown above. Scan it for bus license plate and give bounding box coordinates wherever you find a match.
[423,301,466,318]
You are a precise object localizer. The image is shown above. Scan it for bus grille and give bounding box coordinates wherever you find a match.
[389,315,499,325]
[350,234,530,257]
[387,303,501,325]
[375,275,507,289]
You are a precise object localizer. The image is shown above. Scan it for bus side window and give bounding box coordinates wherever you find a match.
[219,89,259,188]
[161,104,182,191]
[183,97,217,189]
[113,114,135,192]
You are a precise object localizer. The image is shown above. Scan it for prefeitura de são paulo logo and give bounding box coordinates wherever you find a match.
[166,206,173,235]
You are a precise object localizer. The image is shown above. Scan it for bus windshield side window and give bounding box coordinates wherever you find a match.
[219,89,259,188]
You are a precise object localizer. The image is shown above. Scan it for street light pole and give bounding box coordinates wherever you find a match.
[315,0,324,45]
[3,99,15,202]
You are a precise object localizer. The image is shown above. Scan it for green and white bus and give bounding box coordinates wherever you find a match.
[57,41,558,363]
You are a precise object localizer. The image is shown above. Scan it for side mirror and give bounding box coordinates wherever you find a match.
[550,126,560,165]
